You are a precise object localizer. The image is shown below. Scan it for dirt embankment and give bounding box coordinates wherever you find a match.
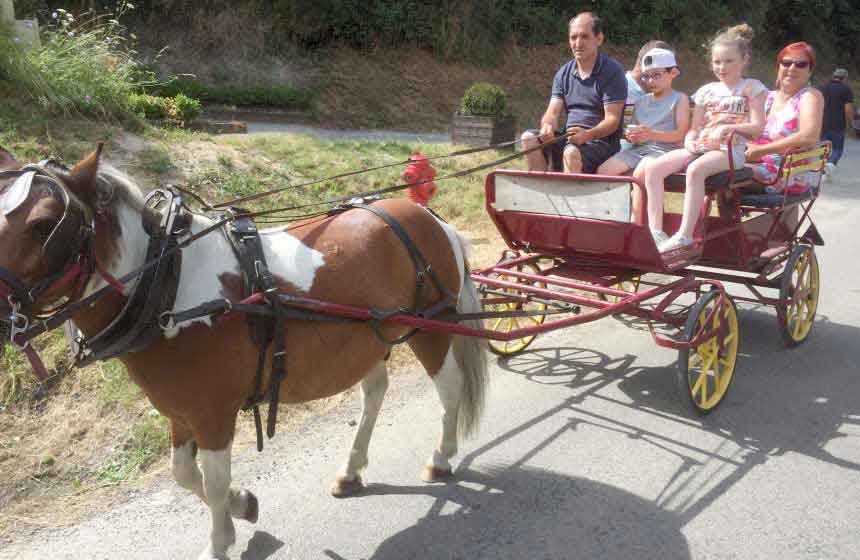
[150,38,790,132]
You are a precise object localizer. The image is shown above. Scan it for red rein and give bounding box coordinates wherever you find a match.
[403,152,438,206]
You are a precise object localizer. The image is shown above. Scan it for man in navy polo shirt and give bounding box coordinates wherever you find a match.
[522,12,627,173]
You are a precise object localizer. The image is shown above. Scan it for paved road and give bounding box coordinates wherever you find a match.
[3,139,860,560]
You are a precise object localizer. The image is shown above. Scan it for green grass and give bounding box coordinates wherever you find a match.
[95,411,169,484]
[184,134,499,225]
[99,361,140,409]
[138,145,174,174]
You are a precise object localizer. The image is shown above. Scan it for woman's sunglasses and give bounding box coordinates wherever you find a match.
[779,59,810,69]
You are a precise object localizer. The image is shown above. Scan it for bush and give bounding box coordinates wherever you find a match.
[0,4,160,119]
[460,82,507,117]
[153,78,315,109]
[128,92,202,123]
[172,93,202,121]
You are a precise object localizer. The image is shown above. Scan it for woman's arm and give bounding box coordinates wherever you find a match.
[747,89,824,161]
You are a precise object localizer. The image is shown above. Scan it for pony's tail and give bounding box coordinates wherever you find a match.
[451,235,489,440]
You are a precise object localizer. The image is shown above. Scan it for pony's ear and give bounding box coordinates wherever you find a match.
[0,146,20,171]
[59,143,110,211]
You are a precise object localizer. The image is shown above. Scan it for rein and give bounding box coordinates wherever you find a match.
[187,132,572,222]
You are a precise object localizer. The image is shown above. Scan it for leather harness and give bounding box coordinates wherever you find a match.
[217,200,457,452]
[1,170,459,452]
[71,189,186,367]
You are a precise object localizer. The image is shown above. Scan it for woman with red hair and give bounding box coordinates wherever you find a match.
[746,42,824,193]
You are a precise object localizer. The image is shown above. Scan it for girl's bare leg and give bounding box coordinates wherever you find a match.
[643,149,693,232]
[678,150,731,239]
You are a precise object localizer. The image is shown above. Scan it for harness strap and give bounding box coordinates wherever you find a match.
[347,202,457,345]
[225,212,291,452]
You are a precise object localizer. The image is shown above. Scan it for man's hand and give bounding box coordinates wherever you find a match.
[539,123,556,143]
[566,126,593,146]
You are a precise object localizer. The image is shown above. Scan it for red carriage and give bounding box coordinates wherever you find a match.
[470,141,829,413]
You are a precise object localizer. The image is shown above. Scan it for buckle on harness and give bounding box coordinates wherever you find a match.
[158,310,176,330]
[7,297,30,349]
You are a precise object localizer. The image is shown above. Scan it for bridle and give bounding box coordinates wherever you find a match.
[0,164,95,378]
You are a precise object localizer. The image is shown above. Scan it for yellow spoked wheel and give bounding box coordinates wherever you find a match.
[778,245,820,347]
[676,290,740,415]
[600,275,641,303]
[482,263,547,356]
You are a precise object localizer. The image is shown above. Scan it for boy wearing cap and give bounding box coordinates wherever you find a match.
[597,47,690,179]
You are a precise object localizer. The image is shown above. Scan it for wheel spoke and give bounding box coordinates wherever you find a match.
[688,353,703,368]
[691,370,707,397]
[699,371,709,403]
[712,356,721,388]
[700,351,716,376]
[792,313,803,339]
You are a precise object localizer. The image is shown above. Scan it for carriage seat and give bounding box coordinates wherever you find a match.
[664,167,754,191]
[738,187,817,208]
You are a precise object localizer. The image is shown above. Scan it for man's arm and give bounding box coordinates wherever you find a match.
[843,86,855,129]
[538,98,565,141]
[568,101,624,145]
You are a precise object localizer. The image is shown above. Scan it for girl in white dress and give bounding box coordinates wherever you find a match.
[644,24,767,253]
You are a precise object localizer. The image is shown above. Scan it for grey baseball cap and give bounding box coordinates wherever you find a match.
[834,68,848,78]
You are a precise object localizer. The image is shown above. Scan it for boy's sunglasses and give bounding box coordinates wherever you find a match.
[779,59,810,69]
[642,70,671,81]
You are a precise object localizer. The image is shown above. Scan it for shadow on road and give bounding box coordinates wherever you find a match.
[331,467,689,560]
[240,531,285,560]
[489,306,860,529]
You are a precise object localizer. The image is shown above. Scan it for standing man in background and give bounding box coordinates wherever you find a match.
[819,68,854,176]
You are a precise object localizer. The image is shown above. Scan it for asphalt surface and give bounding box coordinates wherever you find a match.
[3,138,860,560]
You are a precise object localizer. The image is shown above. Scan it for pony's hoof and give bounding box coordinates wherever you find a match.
[329,474,364,498]
[421,465,453,483]
[241,490,259,523]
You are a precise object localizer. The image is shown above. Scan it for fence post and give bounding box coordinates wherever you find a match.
[0,0,39,49]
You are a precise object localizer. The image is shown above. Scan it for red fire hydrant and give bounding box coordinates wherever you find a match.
[403,151,438,206]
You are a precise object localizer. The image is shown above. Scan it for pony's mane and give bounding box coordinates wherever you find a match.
[98,163,146,213]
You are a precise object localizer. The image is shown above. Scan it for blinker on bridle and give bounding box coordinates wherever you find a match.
[0,164,93,307]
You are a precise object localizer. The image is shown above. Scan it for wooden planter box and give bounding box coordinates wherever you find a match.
[451,113,516,149]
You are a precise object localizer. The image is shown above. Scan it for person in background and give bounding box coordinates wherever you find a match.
[818,67,854,176]
[521,12,627,173]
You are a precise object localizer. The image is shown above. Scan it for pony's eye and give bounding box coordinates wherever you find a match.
[31,220,57,243]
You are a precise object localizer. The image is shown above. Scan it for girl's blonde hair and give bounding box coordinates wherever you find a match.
[710,23,754,58]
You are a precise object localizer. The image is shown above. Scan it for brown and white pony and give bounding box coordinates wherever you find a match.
[0,147,488,560]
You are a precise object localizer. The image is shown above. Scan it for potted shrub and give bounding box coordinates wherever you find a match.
[452,82,516,148]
